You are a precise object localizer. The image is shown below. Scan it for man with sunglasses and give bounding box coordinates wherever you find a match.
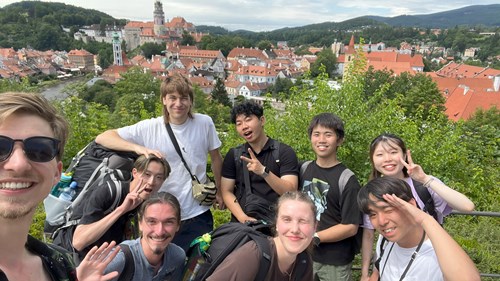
[67,154,170,261]
[0,92,118,280]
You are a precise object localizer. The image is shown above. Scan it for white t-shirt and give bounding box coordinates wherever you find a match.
[376,236,443,281]
[118,114,221,220]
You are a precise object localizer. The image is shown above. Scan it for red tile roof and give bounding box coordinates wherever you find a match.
[368,61,415,75]
[436,62,500,79]
[125,21,154,28]
[227,47,267,61]
[444,87,500,121]
[179,49,222,59]
[0,48,16,58]
[235,65,278,77]
[68,49,93,56]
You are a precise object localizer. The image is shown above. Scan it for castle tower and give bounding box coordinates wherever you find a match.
[112,31,123,66]
[154,0,167,36]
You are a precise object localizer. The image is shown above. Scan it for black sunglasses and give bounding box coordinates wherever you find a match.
[0,135,60,162]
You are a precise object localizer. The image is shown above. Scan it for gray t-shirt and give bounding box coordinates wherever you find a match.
[105,238,185,281]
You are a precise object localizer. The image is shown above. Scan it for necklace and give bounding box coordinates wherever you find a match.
[380,230,426,281]
[283,259,296,281]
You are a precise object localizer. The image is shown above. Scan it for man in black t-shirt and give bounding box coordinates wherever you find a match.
[71,154,170,259]
[221,101,299,223]
[300,113,362,281]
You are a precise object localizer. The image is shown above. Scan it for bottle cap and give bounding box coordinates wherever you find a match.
[61,173,72,181]
[70,181,78,188]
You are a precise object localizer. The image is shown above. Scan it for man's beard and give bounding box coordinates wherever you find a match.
[0,200,34,219]
[152,247,164,255]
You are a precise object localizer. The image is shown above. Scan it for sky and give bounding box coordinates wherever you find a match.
[1,0,498,32]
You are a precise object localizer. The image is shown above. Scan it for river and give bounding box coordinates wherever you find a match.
[40,76,86,100]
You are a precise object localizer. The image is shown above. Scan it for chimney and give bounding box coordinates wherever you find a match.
[494,75,500,92]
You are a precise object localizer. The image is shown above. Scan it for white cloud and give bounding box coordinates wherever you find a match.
[0,0,498,31]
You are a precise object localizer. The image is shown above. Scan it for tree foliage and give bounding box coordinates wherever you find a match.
[140,42,166,59]
[0,1,125,51]
[310,48,337,78]
[362,68,446,120]
[265,77,295,100]
[211,77,231,107]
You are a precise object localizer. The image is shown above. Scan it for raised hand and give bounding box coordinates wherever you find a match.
[77,241,120,281]
[121,178,146,212]
[399,149,428,183]
[240,148,265,176]
[134,145,163,159]
[382,194,429,225]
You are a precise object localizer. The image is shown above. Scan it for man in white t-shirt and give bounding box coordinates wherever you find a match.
[357,177,479,281]
[96,73,223,251]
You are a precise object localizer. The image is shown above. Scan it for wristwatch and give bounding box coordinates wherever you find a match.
[262,166,270,178]
[313,232,321,246]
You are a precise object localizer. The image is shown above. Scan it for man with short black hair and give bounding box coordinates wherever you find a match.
[358,177,480,281]
[221,100,299,223]
[300,113,362,281]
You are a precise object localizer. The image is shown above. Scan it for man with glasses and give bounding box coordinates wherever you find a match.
[104,192,185,280]
[0,92,117,280]
[63,154,170,261]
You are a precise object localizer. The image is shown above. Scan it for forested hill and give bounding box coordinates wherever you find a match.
[0,1,125,50]
[364,4,500,28]
[1,1,499,52]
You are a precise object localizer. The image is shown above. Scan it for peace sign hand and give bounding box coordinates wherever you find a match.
[240,148,265,176]
[120,178,146,212]
[399,149,428,183]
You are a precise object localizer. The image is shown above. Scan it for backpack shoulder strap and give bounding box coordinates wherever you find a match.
[250,234,272,281]
[234,144,245,164]
[299,160,312,178]
[270,139,280,165]
[374,236,388,271]
[338,168,354,203]
[119,244,135,281]
[105,176,123,215]
[293,251,310,281]
[413,180,437,220]
[70,157,110,208]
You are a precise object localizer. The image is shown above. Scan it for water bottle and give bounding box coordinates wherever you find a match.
[59,181,77,201]
[50,172,73,197]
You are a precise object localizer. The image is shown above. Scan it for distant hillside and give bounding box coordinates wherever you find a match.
[364,4,500,28]
[0,1,125,50]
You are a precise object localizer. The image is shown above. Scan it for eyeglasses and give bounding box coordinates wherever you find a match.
[0,135,60,162]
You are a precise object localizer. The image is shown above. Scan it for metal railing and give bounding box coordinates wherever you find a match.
[449,210,500,279]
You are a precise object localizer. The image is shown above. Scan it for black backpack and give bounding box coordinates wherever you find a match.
[413,180,438,222]
[182,221,309,281]
[45,141,138,259]
[44,141,138,232]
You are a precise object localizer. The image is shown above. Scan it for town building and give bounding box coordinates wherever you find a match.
[122,1,197,50]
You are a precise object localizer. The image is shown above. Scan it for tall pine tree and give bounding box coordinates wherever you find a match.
[211,77,231,106]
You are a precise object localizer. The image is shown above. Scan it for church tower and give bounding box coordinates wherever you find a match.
[154,0,167,36]
[112,31,123,66]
